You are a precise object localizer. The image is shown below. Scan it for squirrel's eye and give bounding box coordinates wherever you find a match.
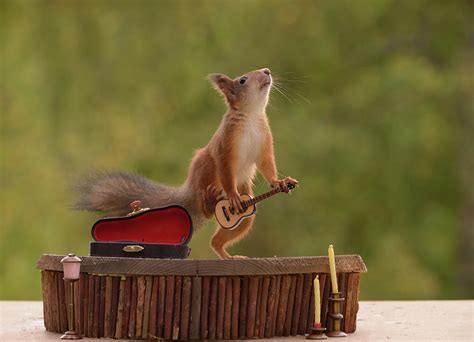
[239,77,248,85]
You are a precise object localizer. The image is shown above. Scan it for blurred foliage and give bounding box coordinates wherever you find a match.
[1,0,473,300]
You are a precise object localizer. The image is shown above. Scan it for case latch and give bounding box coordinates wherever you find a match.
[123,245,145,253]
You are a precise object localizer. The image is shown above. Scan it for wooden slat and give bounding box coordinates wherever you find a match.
[92,276,100,338]
[135,276,146,337]
[258,276,270,338]
[115,277,126,338]
[306,274,316,334]
[38,255,367,275]
[264,276,277,338]
[208,276,218,340]
[223,277,233,340]
[239,277,249,339]
[200,276,211,340]
[276,275,292,336]
[121,277,132,338]
[189,276,202,340]
[180,276,192,340]
[110,276,120,337]
[231,277,241,340]
[127,277,138,338]
[321,275,331,329]
[290,274,304,336]
[104,276,113,338]
[156,276,166,338]
[41,271,51,331]
[75,273,84,335]
[148,276,159,339]
[254,277,262,337]
[141,276,153,339]
[272,275,282,336]
[298,273,313,334]
[82,274,89,335]
[246,276,259,338]
[57,273,68,334]
[87,274,95,337]
[338,273,347,331]
[172,276,182,340]
[283,274,297,336]
[98,276,105,337]
[216,276,227,340]
[344,273,360,333]
[163,276,175,339]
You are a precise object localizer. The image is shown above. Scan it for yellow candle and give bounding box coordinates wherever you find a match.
[328,244,339,293]
[314,275,321,325]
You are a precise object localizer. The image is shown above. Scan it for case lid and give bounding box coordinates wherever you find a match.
[91,205,193,245]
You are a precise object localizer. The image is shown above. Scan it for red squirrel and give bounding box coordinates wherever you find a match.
[75,67,298,259]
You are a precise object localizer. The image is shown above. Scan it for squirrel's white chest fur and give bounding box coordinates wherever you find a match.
[236,118,264,185]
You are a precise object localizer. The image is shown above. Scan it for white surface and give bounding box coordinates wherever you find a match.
[0,300,473,341]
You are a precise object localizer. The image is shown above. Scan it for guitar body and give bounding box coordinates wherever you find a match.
[214,194,256,229]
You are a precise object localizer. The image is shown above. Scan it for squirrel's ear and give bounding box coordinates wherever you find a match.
[208,73,236,105]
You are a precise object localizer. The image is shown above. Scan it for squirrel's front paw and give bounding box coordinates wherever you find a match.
[228,192,245,213]
[271,177,299,193]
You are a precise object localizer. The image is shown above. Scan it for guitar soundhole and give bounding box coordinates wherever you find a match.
[222,206,230,221]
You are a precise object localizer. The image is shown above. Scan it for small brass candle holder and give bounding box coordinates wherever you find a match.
[60,254,83,340]
[327,292,347,337]
[306,323,327,340]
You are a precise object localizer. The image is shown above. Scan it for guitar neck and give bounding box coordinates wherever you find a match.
[245,187,283,206]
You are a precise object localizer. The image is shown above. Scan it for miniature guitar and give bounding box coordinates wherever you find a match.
[214,183,296,229]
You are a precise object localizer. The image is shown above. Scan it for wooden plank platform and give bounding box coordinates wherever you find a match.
[37,254,367,276]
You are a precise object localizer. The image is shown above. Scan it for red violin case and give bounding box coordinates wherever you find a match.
[90,204,193,259]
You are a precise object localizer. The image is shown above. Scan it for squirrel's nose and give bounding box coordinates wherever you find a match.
[262,68,271,75]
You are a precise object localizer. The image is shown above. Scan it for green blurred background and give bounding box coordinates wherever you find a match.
[1,0,473,301]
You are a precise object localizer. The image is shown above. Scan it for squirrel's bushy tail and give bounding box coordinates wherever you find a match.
[74,171,179,217]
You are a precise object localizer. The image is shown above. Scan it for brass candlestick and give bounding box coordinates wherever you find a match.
[327,292,347,337]
[306,324,328,340]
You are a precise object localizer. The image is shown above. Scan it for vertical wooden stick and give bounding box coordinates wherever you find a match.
[189,276,202,340]
[246,276,259,338]
[172,276,182,340]
[290,274,304,336]
[254,276,263,337]
[41,271,51,331]
[223,277,233,340]
[57,273,68,334]
[238,277,249,339]
[148,276,159,339]
[121,277,132,338]
[344,273,360,333]
[258,276,271,338]
[208,276,218,340]
[276,275,292,336]
[92,276,101,338]
[156,276,166,338]
[82,274,89,336]
[283,275,297,336]
[87,274,95,337]
[231,277,241,340]
[104,276,113,338]
[321,275,331,330]
[271,275,282,336]
[115,277,126,338]
[110,276,120,337]
[163,275,175,339]
[298,273,313,335]
[216,276,227,340]
[306,273,316,334]
[338,273,347,331]
[135,276,146,337]
[180,276,192,340]
[200,276,211,340]
[128,277,138,338]
[141,276,153,339]
[98,276,106,338]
